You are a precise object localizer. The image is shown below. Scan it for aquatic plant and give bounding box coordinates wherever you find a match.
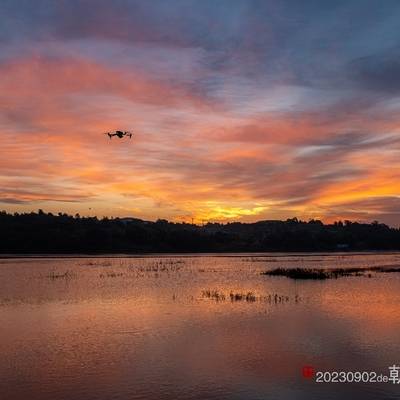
[201,290,226,301]
[80,260,112,267]
[47,270,76,279]
[99,271,124,278]
[262,268,332,280]
[261,265,400,280]
[201,290,297,304]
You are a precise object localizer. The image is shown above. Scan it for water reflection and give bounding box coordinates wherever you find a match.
[0,253,400,399]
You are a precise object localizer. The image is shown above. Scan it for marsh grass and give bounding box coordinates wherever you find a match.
[372,266,400,273]
[80,261,112,267]
[229,292,257,302]
[201,290,298,304]
[46,270,76,280]
[262,265,400,280]
[84,259,188,280]
[201,290,226,301]
[129,259,184,274]
[99,271,124,278]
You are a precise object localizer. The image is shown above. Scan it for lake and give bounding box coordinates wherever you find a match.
[1,253,400,400]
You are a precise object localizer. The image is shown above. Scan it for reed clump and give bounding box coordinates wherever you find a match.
[261,265,400,280]
[99,271,124,278]
[47,270,76,279]
[201,290,298,304]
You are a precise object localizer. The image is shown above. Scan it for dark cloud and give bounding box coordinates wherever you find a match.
[349,49,400,94]
[333,196,400,214]
[2,0,399,82]
[322,196,400,226]
[0,198,26,204]
[299,131,400,155]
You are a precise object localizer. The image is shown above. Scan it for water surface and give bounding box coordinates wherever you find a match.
[1,253,400,399]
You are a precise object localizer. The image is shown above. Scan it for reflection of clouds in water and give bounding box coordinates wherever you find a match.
[0,255,400,399]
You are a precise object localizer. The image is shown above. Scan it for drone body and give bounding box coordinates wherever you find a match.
[104,130,133,139]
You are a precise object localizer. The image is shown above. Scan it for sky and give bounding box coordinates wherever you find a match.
[1,0,400,225]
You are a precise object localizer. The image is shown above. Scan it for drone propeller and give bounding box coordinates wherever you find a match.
[103,131,133,139]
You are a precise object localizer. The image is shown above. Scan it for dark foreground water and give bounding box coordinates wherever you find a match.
[1,253,400,400]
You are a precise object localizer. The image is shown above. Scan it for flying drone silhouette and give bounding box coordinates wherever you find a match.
[104,130,133,139]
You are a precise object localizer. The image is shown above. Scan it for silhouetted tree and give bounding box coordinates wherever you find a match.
[0,210,398,253]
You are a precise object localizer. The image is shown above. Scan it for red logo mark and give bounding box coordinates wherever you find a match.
[302,365,314,378]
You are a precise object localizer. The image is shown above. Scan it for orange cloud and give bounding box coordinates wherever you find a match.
[1,55,400,225]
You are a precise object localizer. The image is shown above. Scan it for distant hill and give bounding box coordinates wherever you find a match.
[0,211,399,253]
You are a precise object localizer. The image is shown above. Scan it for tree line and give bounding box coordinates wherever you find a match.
[0,210,399,253]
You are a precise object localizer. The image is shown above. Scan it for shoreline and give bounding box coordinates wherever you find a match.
[1,250,400,259]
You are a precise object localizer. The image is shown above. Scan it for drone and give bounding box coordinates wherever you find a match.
[104,130,133,139]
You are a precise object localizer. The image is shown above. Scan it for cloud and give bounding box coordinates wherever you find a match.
[0,198,26,204]
[349,49,400,94]
[1,1,400,224]
[318,196,400,226]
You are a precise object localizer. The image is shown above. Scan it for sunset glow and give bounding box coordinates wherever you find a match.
[1,1,400,225]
